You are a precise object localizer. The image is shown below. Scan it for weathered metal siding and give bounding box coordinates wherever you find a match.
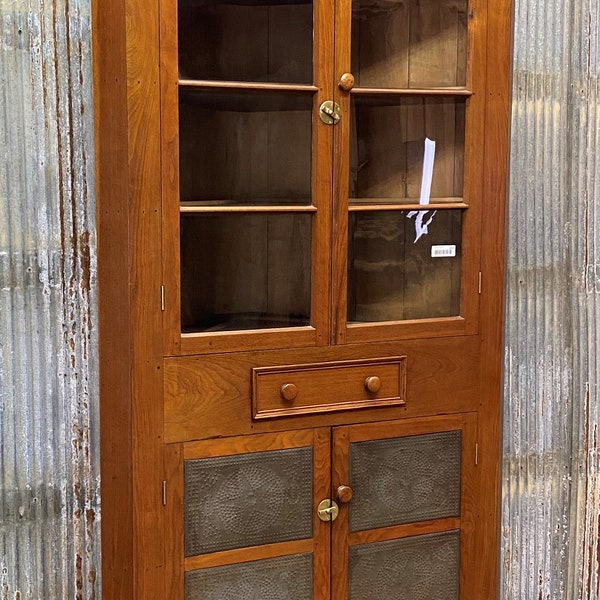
[0,0,99,598]
[1,0,599,597]
[503,0,600,598]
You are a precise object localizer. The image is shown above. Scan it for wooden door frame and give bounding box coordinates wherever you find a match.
[159,0,336,357]
[331,414,478,600]
[330,0,490,345]
[164,429,332,599]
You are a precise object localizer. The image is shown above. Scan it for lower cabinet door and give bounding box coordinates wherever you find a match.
[166,428,332,600]
[166,414,477,599]
[332,414,477,600]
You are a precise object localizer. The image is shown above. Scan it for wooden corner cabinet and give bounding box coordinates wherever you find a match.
[93,0,511,597]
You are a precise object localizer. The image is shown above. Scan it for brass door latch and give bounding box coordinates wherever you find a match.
[317,498,339,522]
[319,101,341,125]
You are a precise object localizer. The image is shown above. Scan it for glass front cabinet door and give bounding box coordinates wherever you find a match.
[162,0,488,354]
[94,0,510,596]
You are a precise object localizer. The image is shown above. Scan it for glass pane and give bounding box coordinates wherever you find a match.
[348,210,462,322]
[351,0,468,88]
[184,447,313,556]
[348,431,461,531]
[186,554,314,600]
[178,0,313,84]
[179,90,312,206]
[348,531,460,600]
[181,213,311,332]
[349,96,465,203]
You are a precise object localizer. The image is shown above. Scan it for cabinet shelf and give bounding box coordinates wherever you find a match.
[351,87,473,97]
[182,312,312,334]
[180,0,311,6]
[180,203,316,213]
[179,79,318,94]
[179,85,315,113]
[348,199,467,211]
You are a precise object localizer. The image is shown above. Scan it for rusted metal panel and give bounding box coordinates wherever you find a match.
[504,0,600,598]
[0,0,99,598]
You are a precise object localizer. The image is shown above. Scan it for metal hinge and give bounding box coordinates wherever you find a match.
[161,285,165,311]
[478,272,482,295]
[162,480,167,506]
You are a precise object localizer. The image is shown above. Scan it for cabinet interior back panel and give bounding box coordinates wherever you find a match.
[178,1,313,84]
[351,0,468,88]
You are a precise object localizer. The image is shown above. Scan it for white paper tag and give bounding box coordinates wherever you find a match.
[407,209,437,243]
[419,137,436,206]
[407,138,438,244]
[431,245,456,258]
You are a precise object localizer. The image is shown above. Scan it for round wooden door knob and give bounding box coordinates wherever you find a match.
[338,72,355,91]
[280,383,299,401]
[364,376,381,393]
[337,485,354,503]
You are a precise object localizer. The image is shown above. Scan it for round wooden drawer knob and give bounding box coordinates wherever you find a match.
[280,383,298,402]
[337,485,354,504]
[364,376,381,393]
[338,72,355,91]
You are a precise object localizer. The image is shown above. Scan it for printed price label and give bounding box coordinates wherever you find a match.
[431,245,456,258]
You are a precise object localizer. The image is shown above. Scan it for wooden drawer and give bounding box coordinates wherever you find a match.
[252,357,406,420]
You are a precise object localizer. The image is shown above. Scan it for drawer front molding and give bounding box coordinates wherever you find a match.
[252,357,407,420]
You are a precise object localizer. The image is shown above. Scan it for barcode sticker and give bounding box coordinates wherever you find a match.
[431,245,456,258]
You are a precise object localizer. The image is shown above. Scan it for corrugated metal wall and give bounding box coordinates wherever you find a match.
[0,0,599,598]
[0,0,100,598]
[503,0,600,598]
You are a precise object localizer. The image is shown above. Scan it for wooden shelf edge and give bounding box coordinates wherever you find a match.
[180,204,317,214]
[351,86,473,97]
[180,201,466,213]
[178,79,319,93]
[348,200,468,212]
[347,316,465,329]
